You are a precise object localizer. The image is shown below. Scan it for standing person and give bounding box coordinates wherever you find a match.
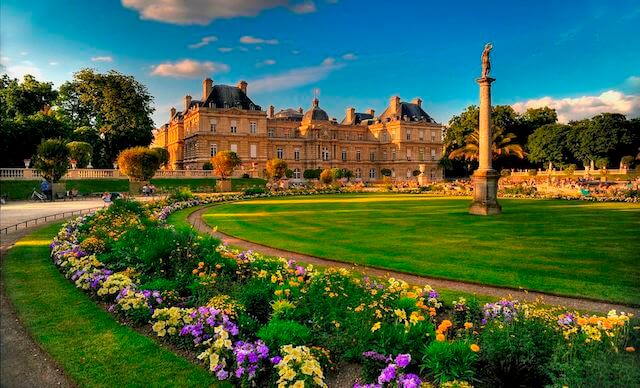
[142,183,149,196]
[149,183,156,196]
[40,179,51,201]
[101,192,112,206]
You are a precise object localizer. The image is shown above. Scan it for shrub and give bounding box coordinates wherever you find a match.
[381,168,392,177]
[202,161,213,170]
[563,163,577,176]
[151,147,169,168]
[138,278,179,292]
[285,169,293,179]
[243,187,266,196]
[167,187,194,202]
[420,340,478,384]
[319,168,334,185]
[527,168,538,176]
[303,168,322,180]
[33,138,70,182]
[412,170,421,177]
[257,320,311,350]
[66,141,93,168]
[237,279,274,323]
[265,158,287,180]
[241,173,250,178]
[500,169,511,177]
[372,320,435,358]
[211,151,241,180]
[117,147,161,182]
[479,318,557,386]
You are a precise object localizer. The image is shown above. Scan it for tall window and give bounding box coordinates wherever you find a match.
[370,151,376,161]
[230,120,237,133]
[294,148,300,161]
[406,148,412,161]
[419,129,424,141]
[431,148,436,161]
[406,169,411,178]
[406,129,412,140]
[341,148,347,161]
[431,130,436,142]
[250,121,257,134]
[383,150,387,161]
[355,168,362,178]
[369,168,376,179]
[268,128,275,137]
[419,148,425,161]
[230,143,237,153]
[382,132,388,142]
[356,150,361,161]
[321,147,329,161]
[277,148,284,159]
[293,168,301,179]
[210,119,217,132]
[210,143,217,157]
[392,149,397,160]
[250,144,257,159]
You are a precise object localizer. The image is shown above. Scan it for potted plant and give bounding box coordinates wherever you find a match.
[212,151,241,192]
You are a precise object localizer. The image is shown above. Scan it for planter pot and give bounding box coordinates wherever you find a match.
[129,181,146,195]
[216,180,232,192]
[52,182,66,200]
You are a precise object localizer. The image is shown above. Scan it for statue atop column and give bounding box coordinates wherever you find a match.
[481,43,493,78]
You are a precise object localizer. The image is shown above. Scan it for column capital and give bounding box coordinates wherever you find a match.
[476,76,496,85]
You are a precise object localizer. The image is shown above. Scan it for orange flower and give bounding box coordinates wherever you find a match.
[192,268,199,274]
[436,333,445,342]
[626,346,635,353]
[464,322,473,329]
[198,262,204,268]
[577,317,588,326]
[441,319,452,328]
[198,272,205,277]
[470,344,480,352]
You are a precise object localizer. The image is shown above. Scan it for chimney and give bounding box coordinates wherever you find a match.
[412,97,422,108]
[297,107,303,114]
[202,78,213,100]
[184,95,192,112]
[390,96,401,115]
[170,107,176,121]
[366,108,375,116]
[346,107,355,124]
[237,80,248,95]
[268,105,275,118]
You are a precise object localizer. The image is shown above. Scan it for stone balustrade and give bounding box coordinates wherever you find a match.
[0,168,219,180]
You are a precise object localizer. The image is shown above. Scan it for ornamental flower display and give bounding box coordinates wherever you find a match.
[275,345,327,388]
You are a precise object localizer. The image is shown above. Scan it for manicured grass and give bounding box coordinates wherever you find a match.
[0,178,266,199]
[2,223,220,387]
[202,194,640,305]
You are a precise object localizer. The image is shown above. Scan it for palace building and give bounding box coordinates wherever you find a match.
[152,78,444,181]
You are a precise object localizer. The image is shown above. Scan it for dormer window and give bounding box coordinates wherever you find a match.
[230,120,237,133]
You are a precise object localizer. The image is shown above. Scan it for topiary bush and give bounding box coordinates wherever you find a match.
[117,147,161,182]
[66,141,93,168]
[33,138,70,182]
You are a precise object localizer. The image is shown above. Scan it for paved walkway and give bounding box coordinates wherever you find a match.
[188,205,639,316]
[0,199,105,229]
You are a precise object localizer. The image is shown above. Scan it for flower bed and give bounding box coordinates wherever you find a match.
[49,194,639,387]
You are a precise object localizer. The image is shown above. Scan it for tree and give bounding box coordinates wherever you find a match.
[516,107,558,144]
[33,139,70,182]
[449,126,526,161]
[57,69,155,164]
[117,147,161,182]
[202,161,213,170]
[151,147,170,168]
[72,126,106,167]
[526,124,572,168]
[381,168,392,177]
[570,114,637,166]
[67,141,93,168]
[303,168,322,180]
[620,155,635,168]
[319,168,334,185]
[330,168,344,180]
[0,74,58,119]
[211,151,241,180]
[265,158,288,180]
[343,169,354,181]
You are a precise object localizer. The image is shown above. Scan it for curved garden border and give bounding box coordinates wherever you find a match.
[188,203,640,315]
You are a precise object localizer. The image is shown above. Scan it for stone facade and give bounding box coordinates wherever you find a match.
[152,78,445,181]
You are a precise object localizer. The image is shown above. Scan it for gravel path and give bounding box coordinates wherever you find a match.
[189,205,639,316]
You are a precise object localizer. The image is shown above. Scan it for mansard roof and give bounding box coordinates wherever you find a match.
[341,112,374,125]
[302,97,329,123]
[200,85,261,111]
[274,108,303,121]
[379,102,436,123]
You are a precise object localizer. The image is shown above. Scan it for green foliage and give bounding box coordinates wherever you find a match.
[117,146,161,181]
[243,187,266,195]
[211,151,241,180]
[596,157,609,170]
[66,141,93,168]
[420,340,478,384]
[56,69,155,164]
[381,168,392,177]
[138,278,179,292]
[563,163,577,176]
[0,74,58,119]
[33,138,70,182]
[151,147,170,167]
[237,279,274,323]
[167,187,194,202]
[479,318,558,387]
[319,168,334,185]
[202,161,213,170]
[527,168,538,176]
[372,320,435,357]
[266,158,288,180]
[303,168,322,180]
[527,123,572,166]
[257,319,311,350]
[621,155,635,168]
[412,169,421,177]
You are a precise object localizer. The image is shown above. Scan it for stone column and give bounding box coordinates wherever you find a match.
[469,76,501,215]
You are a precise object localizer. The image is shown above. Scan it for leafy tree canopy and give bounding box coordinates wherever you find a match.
[33,139,70,182]
[0,74,58,119]
[211,151,241,180]
[67,141,93,168]
[117,147,161,182]
[265,158,288,180]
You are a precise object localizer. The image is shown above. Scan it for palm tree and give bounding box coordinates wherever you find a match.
[449,127,526,161]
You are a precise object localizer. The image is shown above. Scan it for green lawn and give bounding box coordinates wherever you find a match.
[0,178,265,199]
[2,223,220,387]
[202,194,640,305]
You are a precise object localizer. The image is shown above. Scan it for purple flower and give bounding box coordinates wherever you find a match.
[216,369,229,380]
[395,353,411,368]
[397,373,421,388]
[270,356,282,365]
[378,364,397,384]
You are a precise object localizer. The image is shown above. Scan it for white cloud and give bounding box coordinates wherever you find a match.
[321,57,335,66]
[91,56,113,62]
[4,64,43,79]
[291,50,300,55]
[218,47,234,53]
[512,90,640,123]
[291,1,316,14]
[122,0,292,25]
[342,53,357,60]
[49,61,58,66]
[151,59,230,78]
[256,59,276,67]
[238,47,249,52]
[188,35,217,49]
[625,75,640,91]
[240,35,278,45]
[19,51,29,56]
[249,59,342,93]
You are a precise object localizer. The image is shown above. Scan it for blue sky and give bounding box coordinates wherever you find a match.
[1,0,639,125]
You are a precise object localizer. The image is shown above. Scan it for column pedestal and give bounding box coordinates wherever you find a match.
[469,169,501,215]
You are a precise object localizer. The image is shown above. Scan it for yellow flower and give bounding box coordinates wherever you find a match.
[292,381,305,388]
[371,322,381,332]
[464,322,473,329]
[470,344,480,352]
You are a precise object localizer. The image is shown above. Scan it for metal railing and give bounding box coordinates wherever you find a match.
[0,206,104,235]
